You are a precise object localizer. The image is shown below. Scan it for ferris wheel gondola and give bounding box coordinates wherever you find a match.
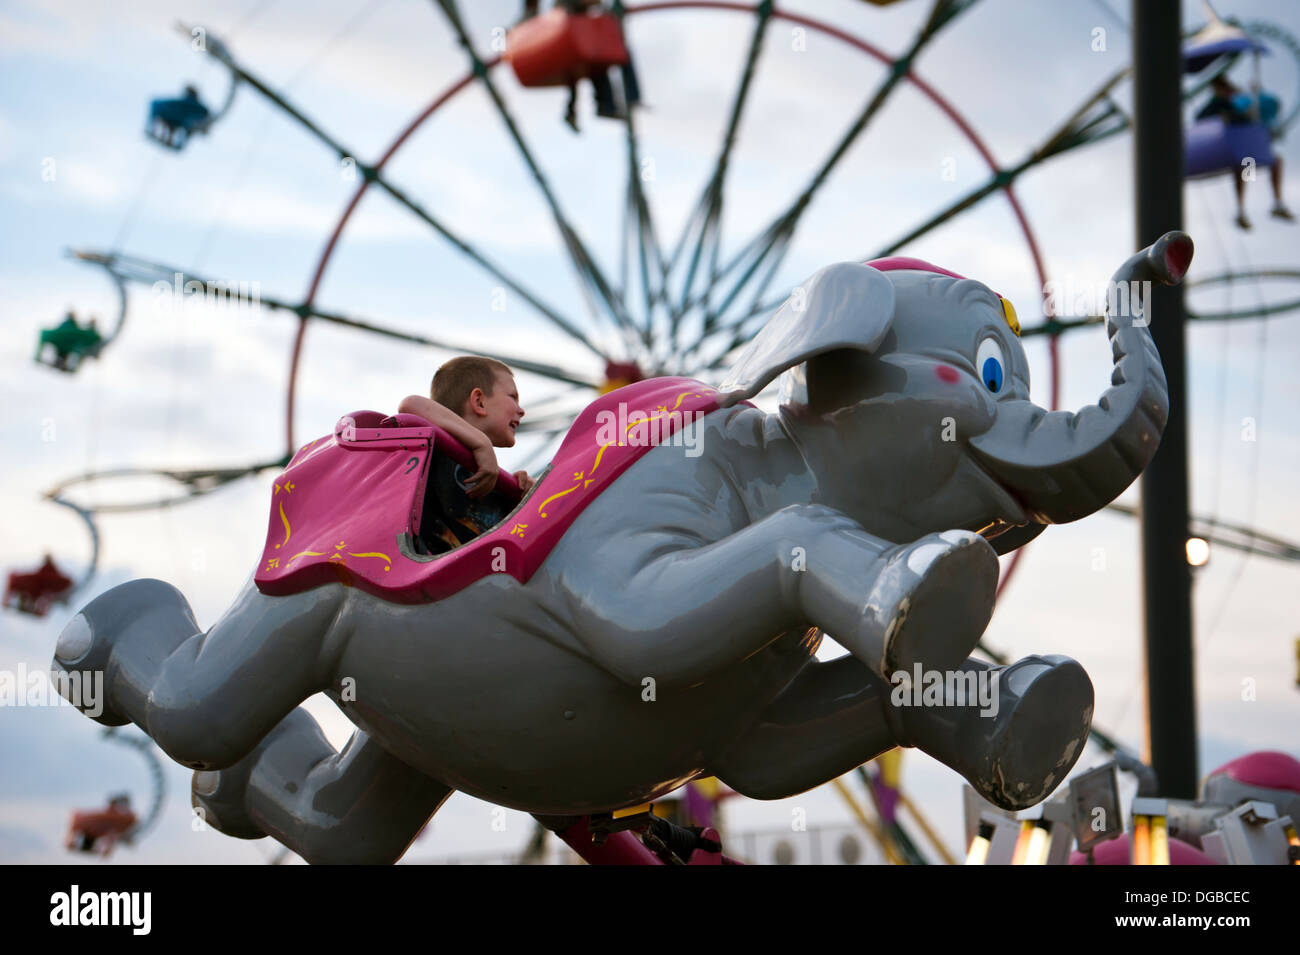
[144,25,241,151]
[65,728,166,856]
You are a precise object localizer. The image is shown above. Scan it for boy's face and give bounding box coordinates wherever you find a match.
[465,371,525,447]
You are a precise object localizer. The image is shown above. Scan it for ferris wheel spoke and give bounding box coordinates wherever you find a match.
[513,425,572,474]
[695,292,779,363]
[670,0,977,340]
[516,409,587,433]
[676,227,790,370]
[519,383,597,419]
[686,56,1200,362]
[621,103,668,348]
[186,25,605,362]
[627,180,664,326]
[431,0,642,346]
[915,59,1219,265]
[613,0,671,334]
[870,77,1132,260]
[364,169,607,361]
[667,0,774,331]
[68,250,602,389]
[300,303,600,388]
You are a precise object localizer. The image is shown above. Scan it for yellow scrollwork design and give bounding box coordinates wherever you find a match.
[533,390,715,522]
[275,500,291,550]
[537,484,580,518]
[286,540,391,571]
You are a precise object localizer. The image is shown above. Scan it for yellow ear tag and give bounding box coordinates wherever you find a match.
[1001,297,1021,337]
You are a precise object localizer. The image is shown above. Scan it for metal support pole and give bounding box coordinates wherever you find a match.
[1133,0,1197,798]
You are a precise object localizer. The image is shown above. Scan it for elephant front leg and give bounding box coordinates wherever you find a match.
[714,653,1094,812]
[52,576,345,770]
[792,507,1001,678]
[588,504,998,688]
[192,708,453,865]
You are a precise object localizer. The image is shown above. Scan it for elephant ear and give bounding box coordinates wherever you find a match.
[717,262,896,406]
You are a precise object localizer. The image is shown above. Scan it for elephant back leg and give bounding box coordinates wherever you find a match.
[192,708,453,865]
[53,576,346,770]
[712,655,899,800]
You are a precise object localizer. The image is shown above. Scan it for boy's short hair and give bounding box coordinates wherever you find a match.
[431,356,513,413]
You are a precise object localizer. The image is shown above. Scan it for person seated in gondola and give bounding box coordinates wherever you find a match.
[516,0,641,132]
[397,357,535,555]
[1197,76,1294,229]
[147,85,212,150]
[65,793,135,856]
[4,553,74,616]
[35,312,102,373]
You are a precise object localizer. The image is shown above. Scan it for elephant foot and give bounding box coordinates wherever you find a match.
[189,707,334,842]
[51,579,200,728]
[193,708,454,864]
[868,530,998,676]
[893,654,1093,811]
[192,756,266,841]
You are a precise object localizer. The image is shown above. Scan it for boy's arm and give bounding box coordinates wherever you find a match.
[397,395,498,497]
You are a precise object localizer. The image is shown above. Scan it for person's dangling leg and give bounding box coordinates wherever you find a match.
[564,82,579,132]
[620,60,641,108]
[1235,171,1251,230]
[591,69,620,119]
[1271,157,1295,220]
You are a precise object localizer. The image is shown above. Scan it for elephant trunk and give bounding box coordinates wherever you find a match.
[969,231,1193,524]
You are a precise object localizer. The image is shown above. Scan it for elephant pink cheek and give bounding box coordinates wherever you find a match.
[935,364,960,384]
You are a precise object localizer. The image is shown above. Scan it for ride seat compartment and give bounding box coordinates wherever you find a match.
[1185,117,1275,178]
[507,8,630,88]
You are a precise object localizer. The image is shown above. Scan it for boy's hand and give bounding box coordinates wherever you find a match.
[513,470,535,493]
[464,445,499,499]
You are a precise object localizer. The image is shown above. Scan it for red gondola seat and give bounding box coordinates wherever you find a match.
[66,796,136,856]
[506,8,629,88]
[4,556,73,617]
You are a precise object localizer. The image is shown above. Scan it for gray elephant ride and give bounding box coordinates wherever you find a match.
[52,232,1193,865]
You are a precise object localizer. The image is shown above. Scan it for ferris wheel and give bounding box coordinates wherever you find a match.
[40,0,1058,558]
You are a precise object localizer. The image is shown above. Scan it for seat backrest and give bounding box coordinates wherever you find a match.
[378,413,523,504]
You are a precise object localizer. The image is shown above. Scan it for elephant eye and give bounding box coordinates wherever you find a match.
[976,338,1005,393]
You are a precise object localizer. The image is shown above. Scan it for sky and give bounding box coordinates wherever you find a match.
[2,0,1299,865]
